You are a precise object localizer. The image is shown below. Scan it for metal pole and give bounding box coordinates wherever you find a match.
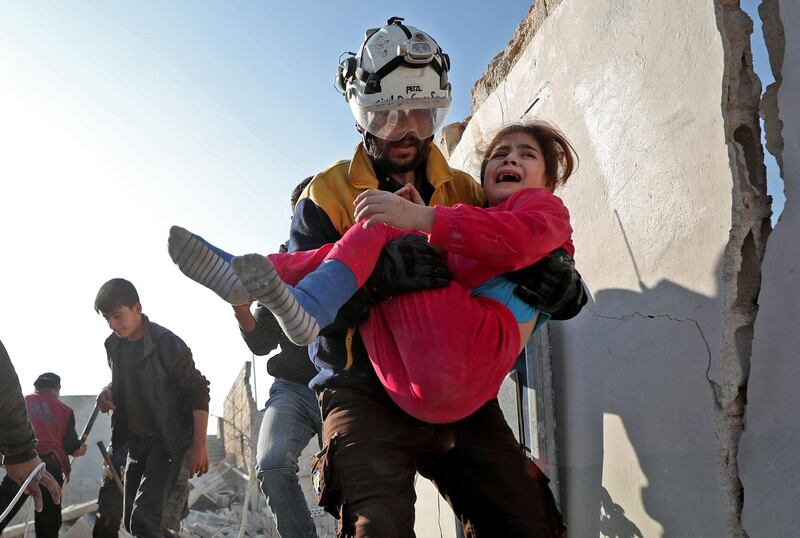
[251,352,258,409]
[69,403,99,466]
[96,441,124,494]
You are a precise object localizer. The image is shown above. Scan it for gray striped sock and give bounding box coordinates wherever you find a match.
[232,254,321,346]
[168,226,251,305]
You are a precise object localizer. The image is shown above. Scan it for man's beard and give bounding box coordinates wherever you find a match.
[364,133,432,174]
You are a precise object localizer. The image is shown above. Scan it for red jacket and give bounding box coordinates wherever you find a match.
[25,391,81,471]
[430,188,574,288]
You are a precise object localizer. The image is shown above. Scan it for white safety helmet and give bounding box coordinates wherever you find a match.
[336,17,452,141]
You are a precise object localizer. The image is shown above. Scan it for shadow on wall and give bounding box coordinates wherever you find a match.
[599,487,643,538]
[552,257,727,538]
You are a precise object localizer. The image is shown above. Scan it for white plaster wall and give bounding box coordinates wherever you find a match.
[739,1,799,535]
[415,477,457,538]
[448,0,734,535]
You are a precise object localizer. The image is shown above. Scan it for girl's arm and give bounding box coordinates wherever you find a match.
[353,187,572,279]
[429,188,573,272]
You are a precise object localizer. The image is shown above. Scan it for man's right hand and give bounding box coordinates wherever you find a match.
[507,248,587,320]
[4,455,62,511]
[365,235,453,302]
[96,387,115,413]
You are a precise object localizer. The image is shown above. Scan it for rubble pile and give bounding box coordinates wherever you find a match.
[182,462,335,538]
[3,459,335,538]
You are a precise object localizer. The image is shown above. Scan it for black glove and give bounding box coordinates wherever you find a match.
[364,235,453,302]
[326,235,453,329]
[506,248,588,320]
[327,287,375,329]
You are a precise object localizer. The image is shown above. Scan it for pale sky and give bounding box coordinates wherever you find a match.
[0,1,535,420]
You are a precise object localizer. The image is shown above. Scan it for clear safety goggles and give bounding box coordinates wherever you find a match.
[351,100,450,141]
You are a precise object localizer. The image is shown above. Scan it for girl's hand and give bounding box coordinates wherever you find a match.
[395,184,425,205]
[354,189,434,231]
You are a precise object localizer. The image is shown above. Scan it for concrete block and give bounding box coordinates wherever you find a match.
[61,513,95,538]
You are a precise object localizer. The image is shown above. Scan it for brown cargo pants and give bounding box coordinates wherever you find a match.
[312,387,566,537]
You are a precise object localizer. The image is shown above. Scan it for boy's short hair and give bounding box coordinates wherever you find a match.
[290,176,314,211]
[95,278,140,314]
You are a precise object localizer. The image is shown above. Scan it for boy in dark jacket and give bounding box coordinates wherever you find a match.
[94,278,210,538]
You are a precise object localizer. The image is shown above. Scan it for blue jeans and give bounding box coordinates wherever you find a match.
[256,378,321,538]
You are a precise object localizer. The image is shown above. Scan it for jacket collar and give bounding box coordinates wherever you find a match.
[349,142,455,190]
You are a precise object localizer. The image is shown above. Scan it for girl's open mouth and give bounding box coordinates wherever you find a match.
[496,171,522,183]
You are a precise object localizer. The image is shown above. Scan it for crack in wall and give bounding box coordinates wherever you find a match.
[713,1,775,536]
[586,307,713,377]
[758,0,786,178]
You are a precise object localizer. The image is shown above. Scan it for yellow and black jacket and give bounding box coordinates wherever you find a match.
[289,143,484,396]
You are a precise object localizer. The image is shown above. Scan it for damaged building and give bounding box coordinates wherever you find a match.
[421,0,797,536]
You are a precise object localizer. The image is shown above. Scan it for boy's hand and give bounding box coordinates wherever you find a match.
[4,455,62,512]
[96,387,115,413]
[72,443,88,458]
[186,443,209,478]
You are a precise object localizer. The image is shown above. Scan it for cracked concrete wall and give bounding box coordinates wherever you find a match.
[739,0,797,536]
[444,0,775,535]
[222,362,259,470]
[220,362,332,528]
[712,1,773,535]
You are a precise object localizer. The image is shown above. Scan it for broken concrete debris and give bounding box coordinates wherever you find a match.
[4,456,334,538]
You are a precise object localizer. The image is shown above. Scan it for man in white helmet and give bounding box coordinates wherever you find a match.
[269,18,581,536]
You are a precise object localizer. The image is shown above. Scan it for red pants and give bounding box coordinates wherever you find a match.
[269,222,520,423]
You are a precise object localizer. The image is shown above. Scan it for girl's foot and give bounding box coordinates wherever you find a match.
[168,226,250,305]
[232,254,321,346]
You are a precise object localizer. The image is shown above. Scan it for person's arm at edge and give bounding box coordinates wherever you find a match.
[0,340,37,464]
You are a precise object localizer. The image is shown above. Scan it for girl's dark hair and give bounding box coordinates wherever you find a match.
[94,278,140,314]
[481,121,578,188]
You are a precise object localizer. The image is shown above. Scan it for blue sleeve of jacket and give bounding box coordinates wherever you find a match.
[288,198,342,252]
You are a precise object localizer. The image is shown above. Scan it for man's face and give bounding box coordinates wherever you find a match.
[364,131,432,174]
[102,304,144,341]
